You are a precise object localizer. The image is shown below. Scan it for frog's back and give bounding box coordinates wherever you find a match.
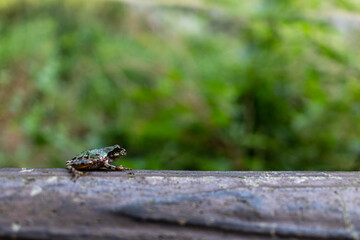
[87,148,108,159]
[72,148,107,160]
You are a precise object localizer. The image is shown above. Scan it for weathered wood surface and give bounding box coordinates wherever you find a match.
[0,169,360,240]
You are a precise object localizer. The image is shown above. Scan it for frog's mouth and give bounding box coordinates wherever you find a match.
[120,149,127,156]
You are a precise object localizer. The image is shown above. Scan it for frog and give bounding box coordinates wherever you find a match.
[66,145,131,181]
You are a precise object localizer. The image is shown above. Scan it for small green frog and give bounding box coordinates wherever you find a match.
[66,145,131,181]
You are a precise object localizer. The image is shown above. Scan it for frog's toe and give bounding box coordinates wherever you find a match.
[119,165,132,171]
[72,171,84,182]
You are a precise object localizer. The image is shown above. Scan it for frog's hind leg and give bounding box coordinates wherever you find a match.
[69,159,94,169]
[66,164,84,181]
[66,159,93,181]
[104,160,132,171]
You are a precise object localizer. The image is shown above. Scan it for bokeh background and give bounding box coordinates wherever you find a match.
[1,0,360,170]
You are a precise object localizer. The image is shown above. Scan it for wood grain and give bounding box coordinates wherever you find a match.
[0,168,359,240]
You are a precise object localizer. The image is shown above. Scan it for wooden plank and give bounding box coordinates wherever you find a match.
[0,168,359,240]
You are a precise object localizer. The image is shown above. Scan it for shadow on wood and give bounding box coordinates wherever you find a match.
[0,168,359,240]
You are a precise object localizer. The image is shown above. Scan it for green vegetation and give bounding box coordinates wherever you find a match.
[1,0,360,170]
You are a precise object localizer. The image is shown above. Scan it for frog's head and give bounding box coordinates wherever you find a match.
[107,145,127,162]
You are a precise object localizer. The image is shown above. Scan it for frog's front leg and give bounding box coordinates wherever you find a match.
[104,160,132,171]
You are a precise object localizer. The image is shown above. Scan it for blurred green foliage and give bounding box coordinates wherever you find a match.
[1,0,360,170]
